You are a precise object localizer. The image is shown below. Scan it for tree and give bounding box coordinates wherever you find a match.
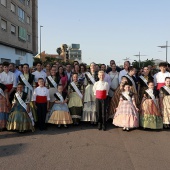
[132,59,155,69]
[33,57,42,66]
[56,47,62,55]
[43,56,61,65]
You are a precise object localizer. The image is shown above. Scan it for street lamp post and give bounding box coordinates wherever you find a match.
[158,41,170,62]
[134,52,146,68]
[40,25,43,57]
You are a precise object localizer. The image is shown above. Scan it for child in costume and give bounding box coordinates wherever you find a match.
[113,82,139,131]
[93,71,109,131]
[48,84,72,127]
[68,73,84,125]
[7,83,34,132]
[33,78,50,130]
[159,77,170,128]
[140,81,163,129]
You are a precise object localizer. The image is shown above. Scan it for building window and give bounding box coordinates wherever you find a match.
[0,58,11,63]
[19,0,25,5]
[18,26,27,41]
[1,19,7,31]
[11,24,16,34]
[26,0,30,6]
[27,16,30,24]
[1,0,6,7]
[15,49,26,56]
[27,34,31,42]
[18,7,25,22]
[11,3,16,13]
[15,60,21,66]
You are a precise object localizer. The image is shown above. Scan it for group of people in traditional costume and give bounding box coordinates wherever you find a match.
[0,60,170,132]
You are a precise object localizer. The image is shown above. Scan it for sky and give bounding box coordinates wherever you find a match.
[38,0,170,65]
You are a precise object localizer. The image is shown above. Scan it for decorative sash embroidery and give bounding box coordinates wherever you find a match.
[20,74,33,91]
[48,76,57,88]
[71,82,83,99]
[55,92,64,102]
[86,72,96,84]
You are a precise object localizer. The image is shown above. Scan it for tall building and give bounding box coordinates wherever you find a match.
[0,0,38,66]
[68,44,82,62]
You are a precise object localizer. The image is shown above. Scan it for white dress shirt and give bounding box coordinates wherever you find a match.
[0,71,17,87]
[118,69,128,83]
[32,86,50,101]
[32,70,47,82]
[93,80,109,96]
[154,71,170,86]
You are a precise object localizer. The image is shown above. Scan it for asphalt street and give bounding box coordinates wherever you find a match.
[1,122,170,170]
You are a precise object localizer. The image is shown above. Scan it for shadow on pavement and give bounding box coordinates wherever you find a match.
[0,143,26,157]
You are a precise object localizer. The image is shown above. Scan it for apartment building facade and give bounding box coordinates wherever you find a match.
[0,0,38,66]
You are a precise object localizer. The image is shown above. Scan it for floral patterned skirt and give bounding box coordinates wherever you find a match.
[140,99,163,129]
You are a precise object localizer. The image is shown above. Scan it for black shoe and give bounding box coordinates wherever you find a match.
[98,123,102,130]
[102,125,106,131]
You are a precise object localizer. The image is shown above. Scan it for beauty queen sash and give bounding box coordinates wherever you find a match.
[0,88,5,98]
[71,82,83,99]
[48,76,57,88]
[163,86,170,95]
[85,72,96,84]
[55,92,64,102]
[16,93,34,126]
[125,74,136,90]
[122,92,132,103]
[139,75,148,86]
[145,89,157,105]
[20,74,33,91]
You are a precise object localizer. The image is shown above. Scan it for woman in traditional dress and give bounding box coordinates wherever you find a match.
[138,67,154,102]
[45,66,58,108]
[18,63,37,122]
[48,84,72,128]
[68,73,84,125]
[7,83,34,132]
[140,81,163,129]
[159,77,170,128]
[122,66,139,106]
[82,62,99,123]
[113,82,139,131]
[0,83,10,130]
[109,76,128,119]
[74,64,85,85]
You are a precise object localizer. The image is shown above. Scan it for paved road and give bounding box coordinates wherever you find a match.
[1,122,170,170]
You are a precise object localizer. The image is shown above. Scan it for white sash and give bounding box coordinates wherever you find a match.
[16,93,27,111]
[55,92,64,102]
[16,93,34,126]
[48,76,57,88]
[145,89,157,105]
[163,86,170,95]
[139,75,148,86]
[71,82,83,99]
[0,88,5,98]
[122,92,132,102]
[86,72,96,84]
[20,74,33,91]
[125,74,136,90]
